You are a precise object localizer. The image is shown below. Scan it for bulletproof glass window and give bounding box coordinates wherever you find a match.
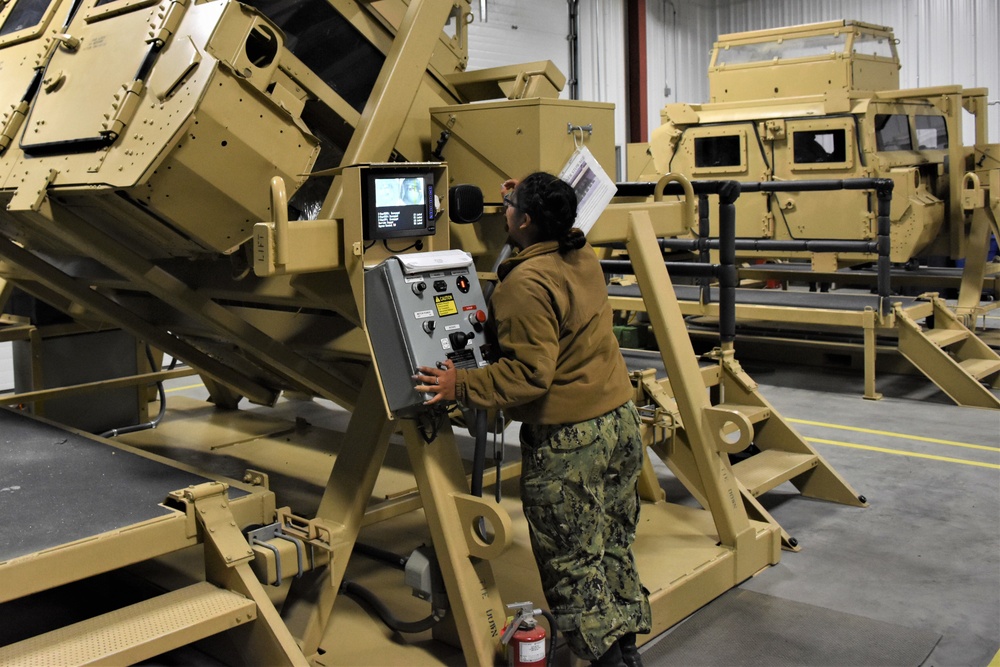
[793,129,847,163]
[694,135,742,168]
[0,0,51,37]
[875,114,912,151]
[715,34,847,65]
[245,0,384,113]
[852,33,894,59]
[915,116,948,150]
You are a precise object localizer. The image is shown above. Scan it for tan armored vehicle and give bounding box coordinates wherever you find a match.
[612,20,1000,408]
[636,20,999,315]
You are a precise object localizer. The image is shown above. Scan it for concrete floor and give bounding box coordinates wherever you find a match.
[696,361,1000,666]
[1,325,998,665]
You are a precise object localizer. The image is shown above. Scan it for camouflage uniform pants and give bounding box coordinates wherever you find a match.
[519,400,652,660]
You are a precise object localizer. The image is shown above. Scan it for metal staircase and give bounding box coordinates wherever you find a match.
[895,297,1000,410]
[634,354,868,551]
[0,583,256,666]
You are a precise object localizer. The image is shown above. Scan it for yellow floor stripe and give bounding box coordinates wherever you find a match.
[165,383,206,393]
[988,646,1000,667]
[788,418,1000,453]
[805,437,1000,470]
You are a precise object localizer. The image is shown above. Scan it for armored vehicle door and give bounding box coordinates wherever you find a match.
[19,0,178,154]
[682,122,769,239]
[0,0,70,154]
[771,117,870,242]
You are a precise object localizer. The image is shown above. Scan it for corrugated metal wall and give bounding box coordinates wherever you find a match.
[645,0,717,128]
[462,1,998,153]
[578,0,628,154]
[466,1,570,79]
[645,0,1000,142]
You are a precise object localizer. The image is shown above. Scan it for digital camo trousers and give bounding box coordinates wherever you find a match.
[519,400,652,660]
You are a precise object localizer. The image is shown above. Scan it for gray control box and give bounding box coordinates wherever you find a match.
[365,251,490,417]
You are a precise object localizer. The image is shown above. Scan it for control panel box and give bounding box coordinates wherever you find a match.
[365,250,490,418]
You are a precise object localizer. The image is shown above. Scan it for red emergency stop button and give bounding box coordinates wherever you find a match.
[469,309,486,331]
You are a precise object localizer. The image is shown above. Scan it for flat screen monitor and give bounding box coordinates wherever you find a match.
[363,170,436,240]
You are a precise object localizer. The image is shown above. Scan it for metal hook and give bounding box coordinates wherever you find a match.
[567,123,592,149]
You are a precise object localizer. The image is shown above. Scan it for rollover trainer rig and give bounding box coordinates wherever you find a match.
[0,0,867,664]
[627,19,1000,408]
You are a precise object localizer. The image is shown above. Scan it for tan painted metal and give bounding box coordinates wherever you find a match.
[641,19,999,317]
[0,582,258,666]
[895,297,1000,409]
[0,2,881,665]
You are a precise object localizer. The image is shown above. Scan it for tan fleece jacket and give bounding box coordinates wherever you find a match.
[455,240,633,425]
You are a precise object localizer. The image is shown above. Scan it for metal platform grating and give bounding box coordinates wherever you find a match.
[0,408,246,563]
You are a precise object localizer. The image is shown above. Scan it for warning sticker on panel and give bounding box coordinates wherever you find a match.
[434,293,458,317]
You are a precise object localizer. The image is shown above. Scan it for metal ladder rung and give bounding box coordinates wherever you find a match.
[715,403,771,424]
[733,450,818,497]
[924,328,970,348]
[0,582,256,666]
[959,358,1000,380]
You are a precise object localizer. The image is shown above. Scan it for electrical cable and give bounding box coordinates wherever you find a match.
[100,345,166,438]
[383,238,423,253]
[340,580,443,634]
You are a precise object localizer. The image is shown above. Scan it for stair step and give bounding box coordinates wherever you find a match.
[959,357,1000,380]
[715,403,771,424]
[733,450,819,497]
[924,327,970,348]
[0,582,256,666]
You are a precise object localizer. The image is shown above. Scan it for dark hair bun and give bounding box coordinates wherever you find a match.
[515,172,583,253]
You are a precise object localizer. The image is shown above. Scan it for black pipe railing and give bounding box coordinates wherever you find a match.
[601,179,741,345]
[611,178,895,317]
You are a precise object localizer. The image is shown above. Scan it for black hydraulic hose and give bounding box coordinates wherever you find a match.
[539,608,559,667]
[340,581,442,634]
[353,542,408,570]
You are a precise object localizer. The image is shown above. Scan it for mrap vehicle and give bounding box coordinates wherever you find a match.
[633,19,999,318]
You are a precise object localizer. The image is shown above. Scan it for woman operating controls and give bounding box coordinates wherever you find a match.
[414,172,650,667]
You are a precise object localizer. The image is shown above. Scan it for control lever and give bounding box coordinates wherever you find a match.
[493,411,504,503]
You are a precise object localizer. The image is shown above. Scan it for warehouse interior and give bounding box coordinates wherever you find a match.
[1,0,998,665]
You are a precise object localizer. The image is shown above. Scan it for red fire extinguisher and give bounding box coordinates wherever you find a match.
[501,602,552,667]
[507,615,546,667]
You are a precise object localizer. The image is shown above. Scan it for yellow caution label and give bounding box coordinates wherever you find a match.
[434,293,458,317]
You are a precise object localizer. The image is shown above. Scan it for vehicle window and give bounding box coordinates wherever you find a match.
[852,33,894,59]
[716,34,847,65]
[694,135,742,168]
[0,0,52,37]
[915,116,948,150]
[875,114,912,151]
[793,129,847,163]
